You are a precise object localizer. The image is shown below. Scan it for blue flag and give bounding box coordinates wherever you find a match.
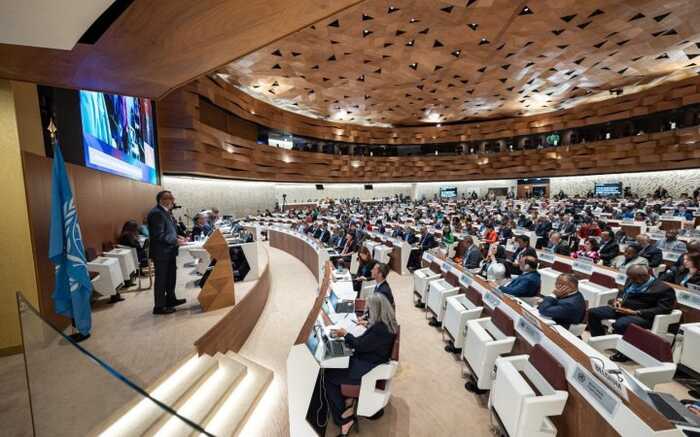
[49,142,93,335]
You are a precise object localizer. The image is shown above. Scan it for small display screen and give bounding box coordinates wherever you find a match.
[440,187,458,198]
[594,182,622,197]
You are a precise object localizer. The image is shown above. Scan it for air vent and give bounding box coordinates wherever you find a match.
[78,0,135,45]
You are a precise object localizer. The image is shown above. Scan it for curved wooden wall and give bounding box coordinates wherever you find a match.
[159,83,700,182]
[202,75,700,145]
[194,245,271,356]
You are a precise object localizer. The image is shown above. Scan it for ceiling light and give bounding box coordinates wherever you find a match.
[410,17,418,23]
[436,123,442,128]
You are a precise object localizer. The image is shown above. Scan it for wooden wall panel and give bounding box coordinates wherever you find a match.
[158,85,700,182]
[200,74,700,145]
[22,152,161,328]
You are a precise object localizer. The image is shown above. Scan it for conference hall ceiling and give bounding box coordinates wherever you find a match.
[216,0,700,127]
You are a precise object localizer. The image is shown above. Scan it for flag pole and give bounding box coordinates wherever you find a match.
[47,119,81,336]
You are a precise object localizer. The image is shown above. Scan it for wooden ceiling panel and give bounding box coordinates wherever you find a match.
[217,0,700,127]
[0,0,363,98]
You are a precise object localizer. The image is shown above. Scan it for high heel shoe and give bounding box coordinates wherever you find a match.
[336,417,355,437]
[341,400,355,420]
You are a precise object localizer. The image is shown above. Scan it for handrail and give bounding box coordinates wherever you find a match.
[16,292,214,437]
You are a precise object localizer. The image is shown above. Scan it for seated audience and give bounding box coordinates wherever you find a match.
[656,229,687,252]
[483,224,498,245]
[538,274,586,329]
[191,213,212,240]
[663,240,700,282]
[598,231,620,266]
[587,265,676,361]
[661,253,700,287]
[510,235,537,274]
[547,232,571,256]
[534,216,552,248]
[353,247,376,293]
[370,262,395,306]
[637,234,663,268]
[324,293,398,436]
[461,237,483,270]
[119,220,147,267]
[408,227,437,270]
[442,225,455,246]
[500,256,541,298]
[613,244,650,271]
[572,238,600,263]
[480,243,510,282]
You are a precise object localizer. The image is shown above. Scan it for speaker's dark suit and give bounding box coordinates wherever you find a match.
[147,205,179,309]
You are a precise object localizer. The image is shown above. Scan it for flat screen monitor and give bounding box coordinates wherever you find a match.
[594,182,622,197]
[440,187,457,199]
[305,325,321,355]
[80,90,158,184]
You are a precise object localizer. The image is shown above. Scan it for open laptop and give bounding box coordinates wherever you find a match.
[320,326,348,357]
[622,369,700,427]
[328,290,355,314]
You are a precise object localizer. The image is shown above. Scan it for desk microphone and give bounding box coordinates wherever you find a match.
[172,204,183,210]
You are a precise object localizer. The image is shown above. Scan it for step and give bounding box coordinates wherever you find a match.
[154,354,247,437]
[100,354,218,437]
[203,352,274,437]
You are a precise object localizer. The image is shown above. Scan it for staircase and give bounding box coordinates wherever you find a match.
[100,352,273,437]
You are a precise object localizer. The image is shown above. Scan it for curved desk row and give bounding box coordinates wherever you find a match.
[268,227,330,284]
[420,252,681,437]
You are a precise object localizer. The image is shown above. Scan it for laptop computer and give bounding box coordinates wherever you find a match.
[328,290,355,314]
[622,369,700,426]
[321,328,348,357]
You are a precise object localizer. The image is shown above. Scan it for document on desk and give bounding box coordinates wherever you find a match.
[329,316,367,338]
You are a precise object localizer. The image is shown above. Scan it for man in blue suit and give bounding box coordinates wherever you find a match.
[500,256,540,298]
[538,274,586,330]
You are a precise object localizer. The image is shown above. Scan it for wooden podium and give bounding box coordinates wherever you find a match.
[198,229,236,311]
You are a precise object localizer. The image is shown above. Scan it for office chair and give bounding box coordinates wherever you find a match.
[443,286,484,353]
[463,307,517,393]
[341,326,400,423]
[489,344,569,437]
[587,324,676,389]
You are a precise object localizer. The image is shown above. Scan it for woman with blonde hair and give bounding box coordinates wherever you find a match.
[325,293,398,435]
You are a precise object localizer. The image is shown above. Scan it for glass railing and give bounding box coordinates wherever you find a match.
[16,292,213,437]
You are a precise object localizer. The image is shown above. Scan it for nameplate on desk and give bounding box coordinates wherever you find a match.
[590,359,629,402]
[483,292,501,308]
[516,316,542,344]
[572,365,621,416]
[621,218,634,224]
[539,250,555,263]
[460,273,472,286]
[649,232,666,240]
[614,272,627,285]
[679,290,700,310]
[573,258,594,274]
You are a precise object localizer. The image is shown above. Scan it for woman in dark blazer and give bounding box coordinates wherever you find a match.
[325,294,398,436]
[662,253,700,287]
[353,246,376,293]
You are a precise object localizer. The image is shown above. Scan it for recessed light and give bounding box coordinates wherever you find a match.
[410,17,418,23]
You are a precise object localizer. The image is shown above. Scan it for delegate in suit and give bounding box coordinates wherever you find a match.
[147,191,187,314]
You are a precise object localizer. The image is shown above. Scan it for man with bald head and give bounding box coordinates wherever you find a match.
[587,265,676,361]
